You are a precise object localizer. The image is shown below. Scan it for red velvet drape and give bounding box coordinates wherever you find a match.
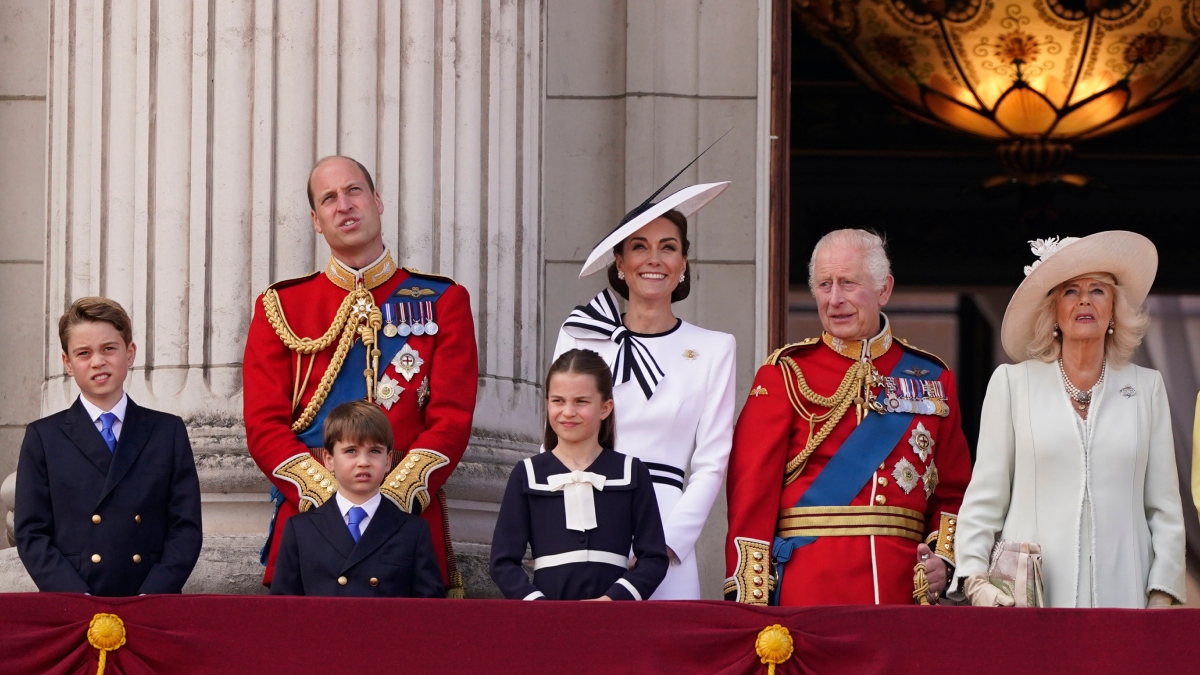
[0,594,1195,674]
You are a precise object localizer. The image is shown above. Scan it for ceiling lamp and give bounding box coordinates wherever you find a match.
[794,0,1200,175]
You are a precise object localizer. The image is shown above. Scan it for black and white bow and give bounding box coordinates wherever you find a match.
[561,289,666,399]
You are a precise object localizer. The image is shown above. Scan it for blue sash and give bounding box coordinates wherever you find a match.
[771,350,942,601]
[294,275,451,448]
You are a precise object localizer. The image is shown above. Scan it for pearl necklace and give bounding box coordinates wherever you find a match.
[1059,358,1105,411]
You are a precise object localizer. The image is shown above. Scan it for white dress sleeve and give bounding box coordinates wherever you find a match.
[662,332,736,562]
[953,364,1018,581]
[1143,369,1186,603]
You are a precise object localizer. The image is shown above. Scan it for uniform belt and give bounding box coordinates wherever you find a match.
[775,505,925,542]
[644,462,684,490]
[532,549,629,570]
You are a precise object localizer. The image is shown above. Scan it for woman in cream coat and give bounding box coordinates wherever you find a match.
[955,232,1185,608]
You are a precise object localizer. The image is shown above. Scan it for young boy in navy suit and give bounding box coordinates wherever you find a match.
[15,297,203,596]
[269,400,444,597]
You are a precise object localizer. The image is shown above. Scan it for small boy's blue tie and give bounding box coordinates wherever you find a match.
[99,412,118,453]
[347,506,367,543]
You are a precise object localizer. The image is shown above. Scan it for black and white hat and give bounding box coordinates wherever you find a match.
[578,134,732,278]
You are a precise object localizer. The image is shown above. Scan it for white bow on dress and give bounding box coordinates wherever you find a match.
[547,471,607,532]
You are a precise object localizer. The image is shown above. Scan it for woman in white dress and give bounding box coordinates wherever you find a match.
[553,178,736,600]
[954,232,1185,608]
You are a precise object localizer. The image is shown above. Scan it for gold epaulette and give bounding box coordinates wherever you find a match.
[895,338,951,371]
[273,453,336,511]
[380,449,450,513]
[763,337,819,366]
[403,267,459,286]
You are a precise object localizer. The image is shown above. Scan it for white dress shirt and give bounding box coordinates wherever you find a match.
[335,491,382,537]
[79,392,129,442]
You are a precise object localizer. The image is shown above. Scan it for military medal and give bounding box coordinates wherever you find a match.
[411,303,426,336]
[922,461,939,498]
[423,300,439,335]
[391,343,424,381]
[909,422,934,463]
[382,303,399,338]
[376,374,403,410]
[417,377,431,410]
[891,458,919,494]
[397,303,412,337]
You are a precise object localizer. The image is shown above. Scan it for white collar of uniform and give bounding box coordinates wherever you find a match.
[335,491,382,520]
[79,392,129,424]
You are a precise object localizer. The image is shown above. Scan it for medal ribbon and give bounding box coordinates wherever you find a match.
[561,289,666,399]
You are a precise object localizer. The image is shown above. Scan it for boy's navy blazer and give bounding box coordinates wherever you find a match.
[15,397,203,596]
[270,495,445,598]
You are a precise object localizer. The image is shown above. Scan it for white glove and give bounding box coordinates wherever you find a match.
[963,574,1015,607]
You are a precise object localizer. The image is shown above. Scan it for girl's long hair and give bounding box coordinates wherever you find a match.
[543,348,617,451]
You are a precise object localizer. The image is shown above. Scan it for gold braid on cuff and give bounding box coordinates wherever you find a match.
[380,449,450,513]
[727,537,772,605]
[933,512,957,565]
[273,452,337,511]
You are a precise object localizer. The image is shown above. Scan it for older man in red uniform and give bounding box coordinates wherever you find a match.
[244,156,477,595]
[725,229,970,605]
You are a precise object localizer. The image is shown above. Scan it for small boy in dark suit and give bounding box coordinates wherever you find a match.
[15,297,203,596]
[269,400,445,597]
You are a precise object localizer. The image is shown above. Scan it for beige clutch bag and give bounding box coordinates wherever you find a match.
[987,540,1045,607]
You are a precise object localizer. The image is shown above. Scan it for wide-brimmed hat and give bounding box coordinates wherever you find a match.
[1000,231,1157,362]
[579,181,730,277]
[579,131,733,278]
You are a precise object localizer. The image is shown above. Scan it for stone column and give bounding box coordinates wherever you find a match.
[2,0,544,596]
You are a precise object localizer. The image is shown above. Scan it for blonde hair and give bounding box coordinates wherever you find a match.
[1026,273,1149,366]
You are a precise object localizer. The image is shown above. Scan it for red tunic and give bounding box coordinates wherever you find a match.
[725,331,971,605]
[243,256,477,587]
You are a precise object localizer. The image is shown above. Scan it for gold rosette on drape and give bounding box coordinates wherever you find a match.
[755,624,794,674]
[87,613,127,675]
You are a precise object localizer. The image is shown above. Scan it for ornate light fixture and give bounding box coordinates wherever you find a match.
[795,0,1200,176]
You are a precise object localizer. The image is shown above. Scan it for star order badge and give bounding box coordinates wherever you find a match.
[391,343,424,382]
[909,422,935,463]
[417,377,431,410]
[892,458,919,495]
[376,374,403,410]
[922,461,939,499]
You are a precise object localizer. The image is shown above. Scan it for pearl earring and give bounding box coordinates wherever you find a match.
[617,270,625,280]
[1107,320,1115,335]
[679,272,686,283]
[1053,323,1059,337]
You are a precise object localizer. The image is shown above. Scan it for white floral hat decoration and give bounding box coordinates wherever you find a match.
[1000,231,1157,362]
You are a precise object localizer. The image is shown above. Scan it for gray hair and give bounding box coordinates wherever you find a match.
[807,229,892,293]
[1026,273,1149,367]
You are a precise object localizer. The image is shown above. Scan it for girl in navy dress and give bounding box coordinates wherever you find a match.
[490,349,668,600]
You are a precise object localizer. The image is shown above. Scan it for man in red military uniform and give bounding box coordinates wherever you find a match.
[725,229,970,605]
[244,156,477,595]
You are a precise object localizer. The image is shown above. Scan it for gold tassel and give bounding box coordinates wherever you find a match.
[913,562,931,605]
[87,613,127,675]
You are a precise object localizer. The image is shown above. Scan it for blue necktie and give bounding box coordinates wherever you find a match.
[99,412,118,453]
[347,506,367,543]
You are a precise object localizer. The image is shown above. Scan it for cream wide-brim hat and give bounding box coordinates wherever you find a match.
[578,181,731,278]
[1000,230,1158,362]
